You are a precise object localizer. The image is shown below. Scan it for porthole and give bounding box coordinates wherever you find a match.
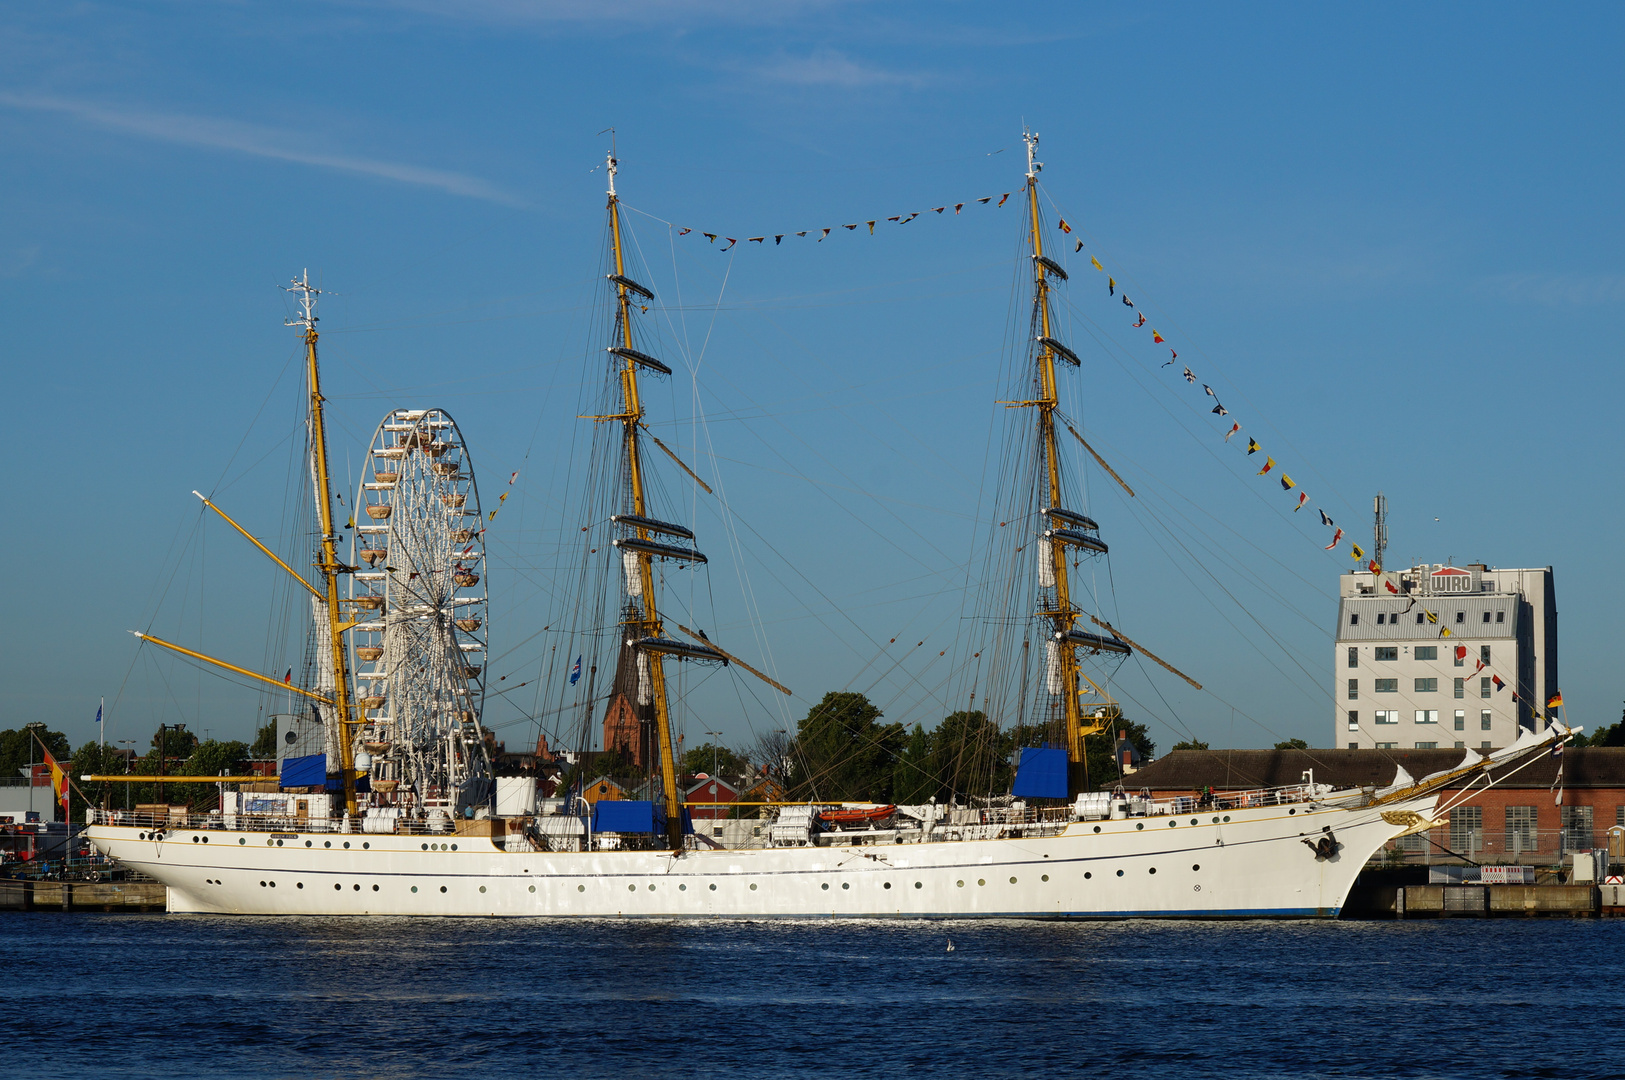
[363,842,370,849]
[578,885,585,893]
[343,842,351,849]
[679,884,687,891]
[479,886,487,894]
[334,884,341,891]
[450,844,458,851]
[422,844,429,851]
[258,880,266,887]
[1041,874,1050,882]
[269,881,276,888]
[1289,809,1296,815]
[1223,816,1230,822]
[1009,877,1018,884]
[190,836,197,843]
[750,883,758,891]
[1169,821,1176,828]
[372,884,380,892]
[708,884,717,891]
[1084,872,1092,880]
[821,883,830,891]
[1135,823,1144,831]
[647,885,655,892]
[276,839,284,847]
[1093,825,1102,833]
[883,882,892,890]
[325,841,332,848]
[914,882,923,889]
[1212,816,1220,823]
[978,878,986,886]
[1149,868,1157,875]
[1116,870,1124,877]
[1190,819,1199,826]
[305,840,312,847]
[411,886,418,893]
[266,838,274,846]
[138,832,146,840]
[842,883,850,890]
[957,880,965,888]
[439,886,447,893]
[202,836,209,843]
[529,885,536,893]
[628,884,637,893]
[297,882,304,889]
[1192,864,1201,872]
[353,884,361,891]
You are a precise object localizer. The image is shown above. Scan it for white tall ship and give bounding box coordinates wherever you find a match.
[86,137,1575,917]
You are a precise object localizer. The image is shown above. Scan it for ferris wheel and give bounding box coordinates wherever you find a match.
[349,408,492,817]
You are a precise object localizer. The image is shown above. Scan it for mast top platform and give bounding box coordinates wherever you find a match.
[283,269,319,331]
[1024,129,1042,179]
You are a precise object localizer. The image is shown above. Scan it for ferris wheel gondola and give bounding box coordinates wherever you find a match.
[349,408,492,817]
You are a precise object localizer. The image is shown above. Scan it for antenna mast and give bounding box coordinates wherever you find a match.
[1373,491,1388,573]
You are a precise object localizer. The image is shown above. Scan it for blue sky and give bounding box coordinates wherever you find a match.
[4,2,1621,757]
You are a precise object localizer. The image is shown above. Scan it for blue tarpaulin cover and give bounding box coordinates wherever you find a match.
[593,800,663,833]
[280,753,326,789]
[1011,747,1069,799]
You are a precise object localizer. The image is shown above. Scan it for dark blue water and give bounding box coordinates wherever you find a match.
[5,915,1623,1078]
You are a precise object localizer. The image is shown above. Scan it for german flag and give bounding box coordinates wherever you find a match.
[1547,691,1563,709]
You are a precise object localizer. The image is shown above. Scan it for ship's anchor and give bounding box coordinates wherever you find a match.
[1301,826,1340,860]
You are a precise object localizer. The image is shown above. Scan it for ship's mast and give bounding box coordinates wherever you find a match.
[286,272,359,816]
[1021,131,1129,786]
[603,150,686,848]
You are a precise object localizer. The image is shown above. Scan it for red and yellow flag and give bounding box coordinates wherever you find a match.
[42,747,69,819]
[1547,691,1563,709]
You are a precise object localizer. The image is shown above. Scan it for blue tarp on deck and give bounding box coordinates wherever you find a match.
[593,800,662,833]
[1011,747,1069,799]
[280,753,327,788]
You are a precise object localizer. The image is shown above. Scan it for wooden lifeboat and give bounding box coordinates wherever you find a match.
[817,805,896,828]
[365,505,393,520]
[355,646,383,662]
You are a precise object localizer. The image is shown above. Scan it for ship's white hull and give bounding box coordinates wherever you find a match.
[87,794,1431,919]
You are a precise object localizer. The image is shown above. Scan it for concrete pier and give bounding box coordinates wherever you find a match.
[0,879,166,912]
[1345,882,1625,918]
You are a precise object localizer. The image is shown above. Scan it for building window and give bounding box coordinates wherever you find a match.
[1374,710,1400,725]
[1346,710,1358,731]
[1415,646,1437,661]
[1482,611,1491,623]
[1376,742,1398,750]
[1414,710,1439,724]
[1481,677,1492,698]
[1453,678,1465,699]
[1618,807,1625,827]
[1481,710,1492,730]
[1481,645,1491,664]
[1454,649,1464,667]
[1415,741,1438,749]
[1453,710,1465,731]
[1414,678,1438,693]
[1496,611,1505,623]
[1506,806,1537,854]
[1456,611,1465,623]
[1375,647,1398,661]
[1347,679,1358,700]
[1347,647,1357,668]
[1347,742,1359,749]
[1560,806,1594,852]
[1349,613,1359,626]
[1454,741,1465,749]
[1375,679,1398,693]
[1415,612,1425,625]
[1480,741,1491,750]
[1450,806,1483,854]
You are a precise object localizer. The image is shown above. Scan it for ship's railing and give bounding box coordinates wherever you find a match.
[1144,785,1321,817]
[86,808,515,837]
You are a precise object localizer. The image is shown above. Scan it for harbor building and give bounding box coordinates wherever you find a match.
[1335,563,1556,751]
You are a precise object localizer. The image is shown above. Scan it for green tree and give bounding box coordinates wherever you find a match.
[891,724,936,804]
[929,710,1011,801]
[680,742,747,779]
[70,740,132,821]
[1170,738,1209,752]
[1274,738,1310,750]
[787,691,905,802]
[0,726,70,780]
[251,717,279,758]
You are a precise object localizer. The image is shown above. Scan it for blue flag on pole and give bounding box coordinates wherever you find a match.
[569,656,582,685]
[94,705,102,725]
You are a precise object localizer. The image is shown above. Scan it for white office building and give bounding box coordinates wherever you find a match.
[1334,563,1557,751]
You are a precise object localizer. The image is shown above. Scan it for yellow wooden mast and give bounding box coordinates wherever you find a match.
[286,272,360,816]
[602,150,686,848]
[1021,132,1126,771]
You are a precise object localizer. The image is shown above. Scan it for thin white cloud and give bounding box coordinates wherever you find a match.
[753,49,929,89]
[0,92,522,206]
